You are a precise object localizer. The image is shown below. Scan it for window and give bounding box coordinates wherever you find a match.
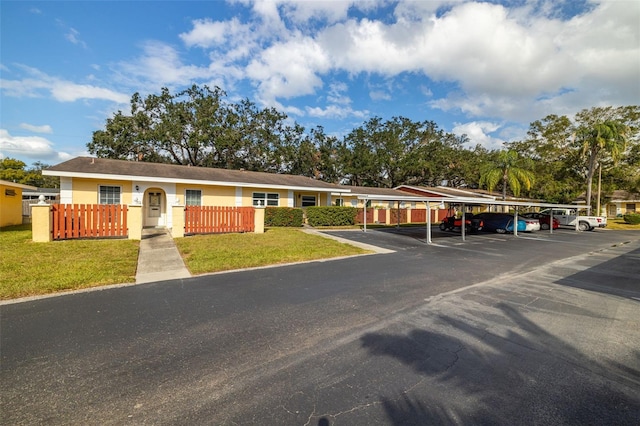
[627,203,636,213]
[301,195,316,207]
[185,189,202,206]
[350,199,357,207]
[99,186,121,204]
[334,199,343,207]
[253,192,279,207]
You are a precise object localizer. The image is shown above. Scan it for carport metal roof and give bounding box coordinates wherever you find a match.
[355,194,591,244]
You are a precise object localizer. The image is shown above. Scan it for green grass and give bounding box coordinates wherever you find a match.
[0,224,139,300]
[175,227,371,275]
[605,218,640,230]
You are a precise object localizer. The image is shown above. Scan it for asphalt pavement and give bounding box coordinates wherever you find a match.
[1,228,639,425]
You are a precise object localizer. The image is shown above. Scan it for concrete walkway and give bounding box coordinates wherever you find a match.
[136,228,191,284]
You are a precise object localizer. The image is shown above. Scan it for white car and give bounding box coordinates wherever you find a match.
[522,217,541,232]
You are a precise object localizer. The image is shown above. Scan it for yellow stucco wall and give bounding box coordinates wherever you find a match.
[0,184,23,227]
[176,183,236,206]
[71,178,133,204]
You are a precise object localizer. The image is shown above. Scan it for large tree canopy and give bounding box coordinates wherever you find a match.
[0,158,59,188]
[88,85,639,202]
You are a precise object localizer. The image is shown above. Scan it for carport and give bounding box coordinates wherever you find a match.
[356,194,594,245]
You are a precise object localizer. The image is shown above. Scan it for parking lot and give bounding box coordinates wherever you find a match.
[3,226,639,425]
[324,224,629,251]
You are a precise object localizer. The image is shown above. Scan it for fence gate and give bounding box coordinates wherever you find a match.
[51,204,128,240]
[185,206,255,235]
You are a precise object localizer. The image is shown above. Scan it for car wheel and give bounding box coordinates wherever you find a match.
[541,223,550,230]
[578,221,590,232]
[496,228,507,234]
[439,222,446,231]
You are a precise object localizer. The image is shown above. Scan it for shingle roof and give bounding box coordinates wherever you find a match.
[0,180,37,191]
[45,157,346,191]
[337,185,423,198]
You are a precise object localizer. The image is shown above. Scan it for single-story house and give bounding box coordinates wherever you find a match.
[605,190,639,217]
[43,157,351,233]
[0,180,37,227]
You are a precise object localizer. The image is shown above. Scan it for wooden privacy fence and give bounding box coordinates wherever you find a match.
[356,208,374,224]
[52,204,128,240]
[185,206,255,235]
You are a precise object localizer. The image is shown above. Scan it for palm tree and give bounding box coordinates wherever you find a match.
[479,150,535,201]
[577,120,628,213]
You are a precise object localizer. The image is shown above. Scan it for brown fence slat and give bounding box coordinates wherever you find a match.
[184,206,255,235]
[50,204,128,240]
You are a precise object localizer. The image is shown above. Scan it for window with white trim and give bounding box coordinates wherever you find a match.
[253,192,279,207]
[334,199,343,206]
[99,185,121,204]
[185,189,202,206]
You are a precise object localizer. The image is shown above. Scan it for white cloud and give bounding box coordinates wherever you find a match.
[211,0,637,123]
[246,35,330,101]
[65,28,88,49]
[0,65,129,103]
[116,41,220,90]
[279,0,352,24]
[452,121,505,150]
[180,17,253,50]
[19,123,53,134]
[0,129,71,162]
[306,104,368,119]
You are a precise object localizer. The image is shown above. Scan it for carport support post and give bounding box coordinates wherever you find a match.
[461,203,466,242]
[426,201,432,244]
[396,201,400,228]
[514,208,518,237]
[550,210,554,235]
[363,199,367,233]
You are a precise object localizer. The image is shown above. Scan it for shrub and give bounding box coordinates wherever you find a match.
[306,206,357,227]
[264,207,304,227]
[623,213,640,225]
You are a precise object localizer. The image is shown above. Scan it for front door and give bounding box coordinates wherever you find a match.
[146,191,163,227]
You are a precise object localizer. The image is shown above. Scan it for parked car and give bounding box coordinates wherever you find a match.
[475,212,527,234]
[521,212,559,230]
[439,213,484,233]
[522,216,541,232]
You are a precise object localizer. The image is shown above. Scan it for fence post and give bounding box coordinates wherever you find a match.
[171,205,185,238]
[32,204,52,242]
[254,207,265,234]
[128,204,143,240]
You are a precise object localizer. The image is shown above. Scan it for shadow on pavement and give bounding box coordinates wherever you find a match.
[553,245,640,299]
[361,301,640,425]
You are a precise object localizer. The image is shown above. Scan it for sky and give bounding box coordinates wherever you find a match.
[1,0,639,167]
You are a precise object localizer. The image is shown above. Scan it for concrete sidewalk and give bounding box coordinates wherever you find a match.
[136,228,191,284]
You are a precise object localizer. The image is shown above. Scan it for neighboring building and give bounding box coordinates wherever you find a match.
[605,190,640,217]
[0,180,37,227]
[23,187,60,202]
[22,188,60,220]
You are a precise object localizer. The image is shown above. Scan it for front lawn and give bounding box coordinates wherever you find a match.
[0,224,139,300]
[175,227,371,275]
[605,219,640,230]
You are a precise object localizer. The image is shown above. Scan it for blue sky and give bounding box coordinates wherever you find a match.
[1,0,639,167]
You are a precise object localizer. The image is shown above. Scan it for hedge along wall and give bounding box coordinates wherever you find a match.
[264,207,304,227]
[306,206,358,227]
[623,213,640,225]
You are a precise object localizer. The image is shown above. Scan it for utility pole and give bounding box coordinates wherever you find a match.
[596,162,602,216]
